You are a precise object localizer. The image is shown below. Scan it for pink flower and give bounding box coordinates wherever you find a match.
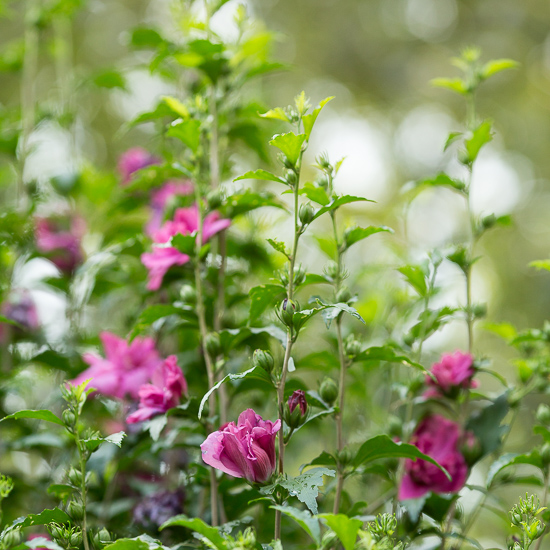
[35,216,85,273]
[141,205,231,291]
[118,147,159,185]
[399,415,469,500]
[288,389,307,416]
[1,289,39,332]
[425,351,477,398]
[71,332,163,399]
[127,355,187,423]
[146,180,193,236]
[27,534,51,550]
[201,409,281,484]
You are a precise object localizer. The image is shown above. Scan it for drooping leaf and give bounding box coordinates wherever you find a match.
[430,77,468,95]
[270,505,320,545]
[160,516,227,549]
[444,132,463,151]
[486,451,543,488]
[354,346,424,372]
[1,410,64,426]
[259,107,290,122]
[352,435,450,480]
[233,169,286,184]
[82,431,126,452]
[529,260,550,272]
[269,132,306,165]
[343,226,393,250]
[318,514,362,550]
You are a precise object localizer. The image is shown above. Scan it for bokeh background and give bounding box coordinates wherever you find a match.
[2,0,550,547]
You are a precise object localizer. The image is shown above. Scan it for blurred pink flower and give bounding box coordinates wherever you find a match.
[141,205,230,291]
[127,355,187,423]
[118,147,159,185]
[201,409,281,484]
[27,534,51,550]
[399,415,468,500]
[146,180,193,236]
[35,216,85,273]
[1,289,39,332]
[425,351,477,398]
[71,332,163,399]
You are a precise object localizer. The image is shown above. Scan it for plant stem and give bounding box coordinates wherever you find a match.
[533,470,548,550]
[333,316,347,514]
[74,433,90,550]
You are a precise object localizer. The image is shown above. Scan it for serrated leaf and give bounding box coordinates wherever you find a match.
[271,505,320,544]
[249,284,286,324]
[318,514,362,550]
[463,120,493,165]
[259,107,290,122]
[311,195,373,222]
[352,435,450,480]
[18,508,71,528]
[302,96,334,140]
[319,303,365,329]
[160,516,226,549]
[343,226,393,250]
[166,119,201,153]
[269,132,306,165]
[266,238,290,259]
[1,409,64,426]
[398,265,427,297]
[277,468,336,514]
[233,169,285,184]
[480,59,519,80]
[431,77,468,95]
[82,431,126,452]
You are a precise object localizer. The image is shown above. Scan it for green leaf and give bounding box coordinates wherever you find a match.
[463,120,493,165]
[103,539,151,550]
[266,238,290,259]
[486,451,543,487]
[311,195,373,222]
[314,236,337,260]
[343,226,393,250]
[233,169,285,184]
[273,467,335,515]
[259,107,290,122]
[298,183,330,206]
[166,119,201,153]
[318,302,366,329]
[93,70,127,90]
[19,508,71,528]
[1,409,64,426]
[131,304,188,338]
[318,514,362,550]
[354,346,424,371]
[171,233,196,256]
[351,435,450,479]
[47,484,76,504]
[431,77,468,95]
[302,96,334,140]
[301,451,337,470]
[162,96,189,118]
[130,27,164,48]
[407,306,456,341]
[225,191,285,218]
[480,59,519,80]
[269,132,306,165]
[160,516,227,549]
[416,173,465,192]
[444,132,463,151]
[466,393,509,456]
[397,265,427,297]
[249,284,286,324]
[529,260,550,272]
[82,431,126,452]
[270,505,320,545]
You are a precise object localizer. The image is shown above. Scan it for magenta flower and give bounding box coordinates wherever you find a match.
[118,147,159,185]
[399,415,469,500]
[35,216,85,273]
[141,205,231,291]
[127,355,188,424]
[201,409,281,484]
[71,332,163,399]
[146,180,193,236]
[425,351,477,398]
[288,390,307,416]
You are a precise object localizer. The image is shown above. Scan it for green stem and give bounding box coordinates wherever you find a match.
[533,471,548,550]
[74,433,90,550]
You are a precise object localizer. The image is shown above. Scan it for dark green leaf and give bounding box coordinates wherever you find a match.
[103,539,151,550]
[130,28,165,48]
[160,516,226,549]
[466,393,509,456]
[270,506,320,545]
[19,508,71,528]
[166,119,201,153]
[82,431,126,452]
[1,410,64,426]
[249,284,286,324]
[131,304,189,338]
[486,451,543,487]
[318,514,362,550]
[343,226,393,250]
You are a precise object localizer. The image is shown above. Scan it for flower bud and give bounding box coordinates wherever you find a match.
[206,189,223,210]
[67,468,82,487]
[317,175,330,189]
[324,261,339,281]
[528,519,545,540]
[68,500,84,521]
[319,377,338,405]
[205,332,222,358]
[48,524,64,541]
[282,155,295,169]
[253,349,274,374]
[62,409,76,429]
[284,390,308,430]
[293,264,306,287]
[98,529,111,543]
[285,170,297,185]
[278,298,296,328]
[537,404,550,425]
[541,443,550,466]
[336,286,352,303]
[180,284,197,304]
[2,529,21,548]
[70,531,83,547]
[337,447,351,467]
[298,203,315,226]
[344,334,362,359]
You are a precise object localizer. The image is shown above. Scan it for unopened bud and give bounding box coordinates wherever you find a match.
[205,332,221,358]
[324,261,339,281]
[319,377,338,405]
[460,432,482,466]
[284,390,308,430]
[541,443,550,466]
[317,175,330,189]
[337,447,351,467]
[320,530,339,550]
[344,334,361,359]
[98,529,111,543]
[253,349,274,374]
[293,264,306,287]
[68,500,84,521]
[278,298,296,327]
[67,468,82,487]
[70,532,83,547]
[285,170,297,185]
[2,529,21,548]
[299,203,315,226]
[62,409,76,429]
[282,156,294,169]
[336,286,352,303]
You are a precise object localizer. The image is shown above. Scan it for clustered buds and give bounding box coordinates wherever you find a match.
[509,494,547,546]
[253,349,274,374]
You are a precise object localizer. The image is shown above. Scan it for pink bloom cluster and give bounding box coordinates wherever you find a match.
[201,409,281,484]
[127,355,187,423]
[399,415,469,500]
[141,205,230,291]
[118,147,159,185]
[425,351,477,398]
[35,216,85,273]
[146,180,193,236]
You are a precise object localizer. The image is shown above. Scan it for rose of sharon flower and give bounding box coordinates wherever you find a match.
[201,409,281,484]
[71,332,163,399]
[141,205,230,291]
[425,351,477,398]
[399,415,469,500]
[35,216,85,273]
[133,489,184,528]
[118,147,159,185]
[127,355,187,423]
[145,180,193,236]
[1,289,39,332]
